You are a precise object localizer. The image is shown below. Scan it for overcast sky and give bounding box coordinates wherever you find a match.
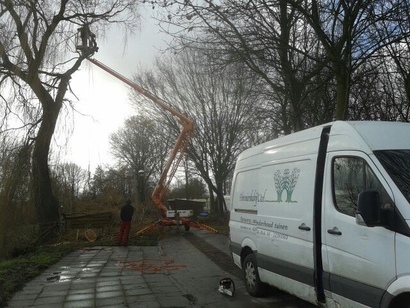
[60,6,168,172]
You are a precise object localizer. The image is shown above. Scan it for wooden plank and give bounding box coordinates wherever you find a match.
[63,212,113,230]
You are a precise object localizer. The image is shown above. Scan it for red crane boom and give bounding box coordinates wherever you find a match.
[86,58,193,216]
[76,27,218,234]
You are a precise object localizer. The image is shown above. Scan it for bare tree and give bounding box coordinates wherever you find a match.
[132,49,264,214]
[52,162,87,213]
[154,0,410,124]
[0,0,140,236]
[0,137,32,257]
[384,32,410,114]
[287,0,410,119]
[168,176,207,200]
[110,115,173,200]
[81,166,129,208]
[154,0,333,132]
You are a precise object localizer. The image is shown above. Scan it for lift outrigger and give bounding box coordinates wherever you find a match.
[76,26,218,235]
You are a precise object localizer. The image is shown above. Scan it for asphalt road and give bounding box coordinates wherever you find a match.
[189,228,315,308]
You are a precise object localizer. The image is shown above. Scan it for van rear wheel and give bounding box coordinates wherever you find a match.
[390,293,410,308]
[243,254,266,297]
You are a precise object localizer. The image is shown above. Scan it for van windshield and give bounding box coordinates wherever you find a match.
[374,150,410,204]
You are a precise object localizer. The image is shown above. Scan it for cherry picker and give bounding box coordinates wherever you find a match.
[76,26,218,235]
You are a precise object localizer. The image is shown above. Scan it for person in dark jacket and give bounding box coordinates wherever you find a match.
[117,199,135,246]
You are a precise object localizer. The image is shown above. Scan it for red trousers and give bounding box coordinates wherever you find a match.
[117,221,131,245]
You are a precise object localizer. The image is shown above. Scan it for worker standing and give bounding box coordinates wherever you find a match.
[117,199,135,246]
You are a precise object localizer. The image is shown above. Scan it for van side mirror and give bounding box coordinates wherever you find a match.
[356,190,381,227]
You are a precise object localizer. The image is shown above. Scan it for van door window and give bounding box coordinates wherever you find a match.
[332,157,391,217]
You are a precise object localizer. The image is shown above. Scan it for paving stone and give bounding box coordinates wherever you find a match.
[156,295,190,307]
[95,295,125,307]
[6,230,314,307]
[63,299,95,308]
[33,295,65,305]
[95,290,123,299]
[65,293,94,301]
[124,287,152,296]
[7,298,35,307]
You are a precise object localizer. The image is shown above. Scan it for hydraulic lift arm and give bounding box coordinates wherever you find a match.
[76,26,218,234]
[85,58,193,216]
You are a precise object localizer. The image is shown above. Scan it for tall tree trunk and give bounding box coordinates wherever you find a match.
[278,0,304,132]
[207,184,217,214]
[215,184,227,215]
[32,96,62,236]
[335,63,350,120]
[403,75,410,107]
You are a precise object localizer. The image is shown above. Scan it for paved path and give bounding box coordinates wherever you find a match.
[7,229,313,307]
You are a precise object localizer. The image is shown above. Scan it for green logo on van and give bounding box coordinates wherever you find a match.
[274,168,300,203]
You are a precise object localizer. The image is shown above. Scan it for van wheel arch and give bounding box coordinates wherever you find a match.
[240,246,254,266]
[389,293,410,308]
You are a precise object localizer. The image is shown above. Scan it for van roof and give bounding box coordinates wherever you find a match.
[237,121,410,164]
[330,121,410,151]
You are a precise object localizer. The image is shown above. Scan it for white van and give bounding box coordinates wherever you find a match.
[229,121,410,308]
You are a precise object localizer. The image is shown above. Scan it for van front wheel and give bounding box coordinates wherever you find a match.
[243,254,266,297]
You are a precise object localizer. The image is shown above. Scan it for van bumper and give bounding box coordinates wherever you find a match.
[229,241,243,268]
[380,292,393,308]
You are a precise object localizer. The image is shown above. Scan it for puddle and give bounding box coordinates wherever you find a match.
[46,274,60,283]
[46,271,75,283]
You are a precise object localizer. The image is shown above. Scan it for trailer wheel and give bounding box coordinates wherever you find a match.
[243,254,266,297]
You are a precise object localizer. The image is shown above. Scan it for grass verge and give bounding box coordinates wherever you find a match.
[0,244,76,307]
[0,227,159,307]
